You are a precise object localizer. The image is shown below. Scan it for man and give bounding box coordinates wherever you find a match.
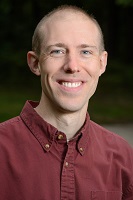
[0,5,133,200]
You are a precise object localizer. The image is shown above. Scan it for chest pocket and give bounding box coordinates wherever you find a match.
[91,191,122,200]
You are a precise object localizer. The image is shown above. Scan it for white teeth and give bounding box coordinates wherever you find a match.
[62,82,81,88]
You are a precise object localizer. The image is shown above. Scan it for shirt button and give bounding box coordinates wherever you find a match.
[79,147,84,152]
[58,134,64,140]
[45,144,50,149]
[65,161,69,167]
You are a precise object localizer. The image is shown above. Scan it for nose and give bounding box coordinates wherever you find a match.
[63,52,80,73]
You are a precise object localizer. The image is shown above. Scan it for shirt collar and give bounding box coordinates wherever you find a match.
[20,100,90,155]
[77,113,90,155]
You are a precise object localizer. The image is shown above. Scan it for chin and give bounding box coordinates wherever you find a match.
[56,102,88,114]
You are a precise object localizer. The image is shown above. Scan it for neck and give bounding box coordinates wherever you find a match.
[52,111,86,140]
[35,97,87,140]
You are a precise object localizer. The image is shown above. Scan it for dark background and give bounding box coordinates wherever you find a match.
[0,0,133,123]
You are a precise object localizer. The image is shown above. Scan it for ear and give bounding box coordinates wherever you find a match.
[99,51,108,76]
[27,51,41,76]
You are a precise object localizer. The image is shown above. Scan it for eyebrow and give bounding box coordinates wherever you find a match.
[45,43,67,51]
[79,44,97,49]
[45,43,98,51]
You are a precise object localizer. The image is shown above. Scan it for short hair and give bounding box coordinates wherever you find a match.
[32,5,105,55]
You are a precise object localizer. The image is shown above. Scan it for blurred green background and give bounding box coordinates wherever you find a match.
[0,0,133,123]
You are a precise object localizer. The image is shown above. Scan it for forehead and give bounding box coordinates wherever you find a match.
[40,11,99,47]
[44,10,98,31]
[47,9,90,22]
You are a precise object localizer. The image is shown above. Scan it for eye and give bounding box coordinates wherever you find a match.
[80,49,93,57]
[50,49,66,57]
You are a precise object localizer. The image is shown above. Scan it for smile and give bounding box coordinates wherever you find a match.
[61,82,82,88]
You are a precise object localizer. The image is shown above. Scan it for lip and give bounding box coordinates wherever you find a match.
[56,78,85,92]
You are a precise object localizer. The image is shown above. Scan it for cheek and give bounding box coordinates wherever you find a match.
[40,62,56,88]
[85,61,101,77]
[40,58,62,75]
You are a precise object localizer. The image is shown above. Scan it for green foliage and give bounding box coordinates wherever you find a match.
[116,0,133,6]
[0,86,40,122]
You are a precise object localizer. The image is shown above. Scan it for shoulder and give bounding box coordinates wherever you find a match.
[89,120,133,158]
[0,117,22,153]
[0,116,21,131]
[89,120,133,175]
[89,120,133,196]
[90,120,131,145]
[0,116,24,140]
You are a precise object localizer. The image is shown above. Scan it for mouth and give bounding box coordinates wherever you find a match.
[61,81,82,88]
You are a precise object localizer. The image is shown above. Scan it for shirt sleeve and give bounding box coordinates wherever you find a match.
[122,147,133,199]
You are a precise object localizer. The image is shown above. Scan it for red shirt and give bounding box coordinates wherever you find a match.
[0,101,133,200]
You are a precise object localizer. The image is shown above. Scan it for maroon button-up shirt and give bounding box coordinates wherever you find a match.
[0,101,133,200]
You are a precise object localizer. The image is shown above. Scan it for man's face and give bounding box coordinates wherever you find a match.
[37,13,107,113]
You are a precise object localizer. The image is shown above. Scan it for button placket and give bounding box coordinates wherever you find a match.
[61,143,75,199]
